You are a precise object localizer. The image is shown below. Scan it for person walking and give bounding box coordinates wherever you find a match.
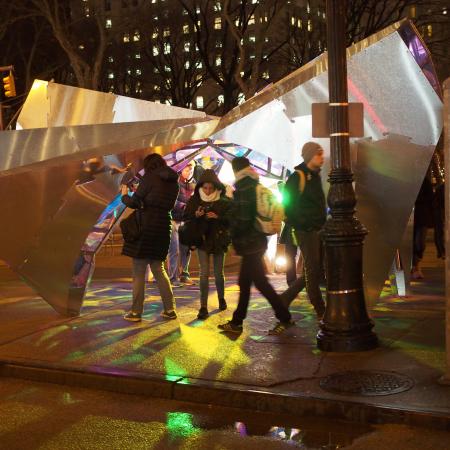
[168,160,196,286]
[218,157,294,335]
[184,169,231,320]
[121,153,179,322]
[282,142,327,320]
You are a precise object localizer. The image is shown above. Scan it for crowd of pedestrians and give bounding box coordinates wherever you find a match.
[119,143,327,334]
[119,140,444,335]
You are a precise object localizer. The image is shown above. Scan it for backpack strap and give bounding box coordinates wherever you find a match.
[295,169,306,194]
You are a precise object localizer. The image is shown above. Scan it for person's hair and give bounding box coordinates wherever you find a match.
[231,156,250,173]
[143,153,167,172]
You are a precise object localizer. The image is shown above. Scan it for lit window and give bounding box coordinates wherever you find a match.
[154,85,160,91]
[108,56,114,63]
[197,61,203,68]
[197,20,201,28]
[214,1,221,12]
[308,20,312,32]
[238,93,245,104]
[298,19,302,28]
[427,24,432,36]
[108,72,114,79]
[185,61,190,69]
[184,42,190,52]
[135,53,141,59]
[152,0,156,3]
[307,1,310,13]
[249,35,256,43]
[216,41,222,48]
[163,27,170,37]
[217,94,224,105]
[443,8,448,15]
[291,17,295,26]
[164,43,171,54]
[196,7,200,13]
[78,44,85,50]
[133,31,140,41]
[123,33,130,42]
[252,0,258,3]
[249,14,255,25]
[136,69,142,75]
[153,15,158,21]
[183,24,189,34]
[153,46,159,56]
[216,56,221,66]
[164,65,171,72]
[265,37,269,42]
[127,69,131,74]
[106,19,112,29]
[196,96,204,108]
[263,71,269,79]
[249,54,255,59]
[152,30,158,39]
[154,67,159,73]
[214,17,221,29]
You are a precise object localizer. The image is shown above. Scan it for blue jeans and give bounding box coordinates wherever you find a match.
[167,221,191,281]
[197,250,225,308]
[132,258,175,314]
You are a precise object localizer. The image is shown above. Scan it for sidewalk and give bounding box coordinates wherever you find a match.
[0,249,448,430]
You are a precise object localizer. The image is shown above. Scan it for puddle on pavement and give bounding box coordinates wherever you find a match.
[166,407,373,449]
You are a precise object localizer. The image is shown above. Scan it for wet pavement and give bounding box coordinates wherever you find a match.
[0,247,448,433]
[0,377,373,449]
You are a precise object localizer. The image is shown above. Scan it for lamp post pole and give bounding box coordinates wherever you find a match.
[317,0,378,352]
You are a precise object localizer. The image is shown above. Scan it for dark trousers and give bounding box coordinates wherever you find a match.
[282,230,325,316]
[285,242,298,286]
[232,251,291,325]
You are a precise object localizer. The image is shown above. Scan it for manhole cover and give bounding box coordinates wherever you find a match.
[320,370,414,396]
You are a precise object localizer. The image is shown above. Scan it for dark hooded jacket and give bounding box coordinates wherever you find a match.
[121,165,179,259]
[284,162,326,232]
[229,170,267,256]
[183,170,231,254]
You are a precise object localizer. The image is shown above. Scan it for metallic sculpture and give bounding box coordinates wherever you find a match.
[0,20,443,316]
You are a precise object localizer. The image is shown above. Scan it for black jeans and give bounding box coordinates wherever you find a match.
[282,230,325,316]
[285,242,299,286]
[232,251,291,325]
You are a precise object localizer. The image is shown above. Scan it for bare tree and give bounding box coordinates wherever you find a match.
[178,0,292,114]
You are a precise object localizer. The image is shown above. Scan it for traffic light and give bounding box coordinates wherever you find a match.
[3,71,16,98]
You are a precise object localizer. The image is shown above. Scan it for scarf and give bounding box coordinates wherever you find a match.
[199,188,221,202]
[234,166,259,183]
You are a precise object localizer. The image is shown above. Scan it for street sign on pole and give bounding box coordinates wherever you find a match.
[312,102,364,137]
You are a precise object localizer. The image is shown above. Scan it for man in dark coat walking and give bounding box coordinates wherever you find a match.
[282,142,326,319]
[121,153,179,321]
[218,157,294,335]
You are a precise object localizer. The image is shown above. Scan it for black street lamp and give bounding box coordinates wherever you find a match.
[317,0,378,352]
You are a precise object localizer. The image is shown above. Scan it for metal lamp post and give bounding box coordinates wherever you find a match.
[317,0,378,352]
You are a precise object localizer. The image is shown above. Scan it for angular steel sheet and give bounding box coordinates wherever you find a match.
[0,20,443,315]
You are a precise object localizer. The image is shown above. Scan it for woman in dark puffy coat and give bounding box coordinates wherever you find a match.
[183,169,231,320]
[121,153,179,322]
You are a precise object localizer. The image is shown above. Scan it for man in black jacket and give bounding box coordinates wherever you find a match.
[218,157,293,335]
[282,142,326,319]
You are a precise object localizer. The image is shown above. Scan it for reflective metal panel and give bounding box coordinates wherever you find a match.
[0,20,443,315]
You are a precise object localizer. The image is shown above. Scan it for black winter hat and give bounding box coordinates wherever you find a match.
[197,169,224,190]
[231,156,250,173]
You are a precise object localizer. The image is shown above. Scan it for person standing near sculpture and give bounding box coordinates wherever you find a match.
[121,153,179,322]
[282,142,327,319]
[183,169,231,319]
[168,160,196,286]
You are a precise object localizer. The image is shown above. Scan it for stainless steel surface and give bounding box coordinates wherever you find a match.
[0,21,443,315]
[354,135,435,305]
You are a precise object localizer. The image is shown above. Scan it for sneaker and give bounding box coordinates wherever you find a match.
[161,310,177,320]
[123,311,142,322]
[197,307,209,320]
[180,276,195,285]
[218,299,227,311]
[218,321,243,334]
[170,280,184,288]
[268,321,295,335]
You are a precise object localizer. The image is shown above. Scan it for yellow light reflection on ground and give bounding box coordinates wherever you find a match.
[39,416,166,450]
[0,402,48,434]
